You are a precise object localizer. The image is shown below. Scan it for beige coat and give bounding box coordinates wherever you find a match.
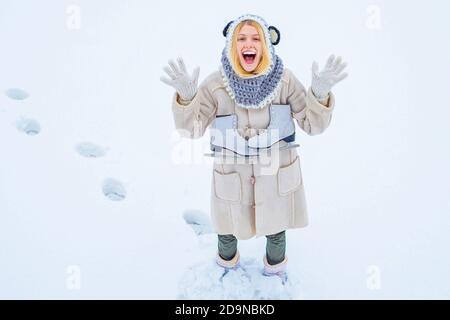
[171,68,335,240]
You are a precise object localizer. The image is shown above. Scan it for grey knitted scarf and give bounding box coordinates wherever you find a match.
[220,49,284,110]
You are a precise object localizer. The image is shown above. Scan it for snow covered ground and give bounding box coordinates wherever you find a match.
[180,211,301,300]
[1,0,450,299]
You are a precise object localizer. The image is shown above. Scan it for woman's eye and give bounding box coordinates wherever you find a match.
[237,37,259,41]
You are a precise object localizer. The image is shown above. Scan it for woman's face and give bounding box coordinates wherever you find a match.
[236,24,262,73]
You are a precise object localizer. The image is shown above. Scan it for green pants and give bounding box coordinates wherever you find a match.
[218,231,286,265]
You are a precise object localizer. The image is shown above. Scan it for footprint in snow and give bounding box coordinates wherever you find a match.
[76,142,107,158]
[183,210,214,235]
[102,178,126,201]
[16,117,41,136]
[5,88,29,100]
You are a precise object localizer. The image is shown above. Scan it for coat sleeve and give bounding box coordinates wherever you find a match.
[171,78,218,139]
[286,69,336,136]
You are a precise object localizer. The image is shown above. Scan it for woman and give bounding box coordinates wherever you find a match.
[161,14,347,279]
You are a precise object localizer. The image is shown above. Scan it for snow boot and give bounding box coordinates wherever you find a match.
[216,250,240,270]
[262,255,288,284]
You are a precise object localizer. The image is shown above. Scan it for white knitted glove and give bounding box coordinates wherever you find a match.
[311,54,348,101]
[160,57,200,101]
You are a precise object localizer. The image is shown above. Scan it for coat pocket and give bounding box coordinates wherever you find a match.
[213,170,241,203]
[277,156,302,196]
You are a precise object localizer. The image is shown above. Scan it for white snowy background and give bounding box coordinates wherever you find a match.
[1,0,449,299]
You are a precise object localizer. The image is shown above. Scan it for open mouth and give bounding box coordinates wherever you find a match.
[242,50,257,65]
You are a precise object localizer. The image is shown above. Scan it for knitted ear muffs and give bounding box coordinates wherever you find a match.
[222,19,281,45]
[268,26,280,45]
[222,21,234,37]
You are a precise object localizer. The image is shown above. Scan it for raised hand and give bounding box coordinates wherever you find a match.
[160,57,200,101]
[311,54,348,100]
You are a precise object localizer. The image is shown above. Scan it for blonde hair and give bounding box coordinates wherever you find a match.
[230,20,271,78]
